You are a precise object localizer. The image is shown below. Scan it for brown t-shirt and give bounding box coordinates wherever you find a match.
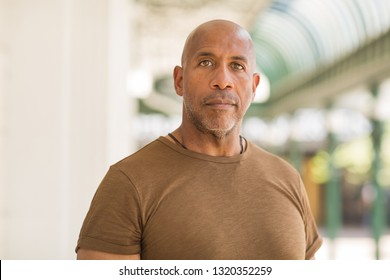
[76,137,322,259]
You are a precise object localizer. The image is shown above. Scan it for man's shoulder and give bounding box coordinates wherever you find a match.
[247,141,299,175]
[113,137,169,168]
[247,141,284,161]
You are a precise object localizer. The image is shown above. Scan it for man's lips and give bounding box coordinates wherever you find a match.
[205,99,236,109]
[203,91,239,109]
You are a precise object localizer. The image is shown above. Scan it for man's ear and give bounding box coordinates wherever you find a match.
[251,73,261,101]
[173,66,184,96]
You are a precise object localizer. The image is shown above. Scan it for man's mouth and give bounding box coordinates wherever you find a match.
[205,99,236,109]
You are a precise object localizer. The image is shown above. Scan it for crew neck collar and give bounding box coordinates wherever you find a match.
[157,136,250,163]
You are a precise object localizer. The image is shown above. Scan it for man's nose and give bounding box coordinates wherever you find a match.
[210,66,234,90]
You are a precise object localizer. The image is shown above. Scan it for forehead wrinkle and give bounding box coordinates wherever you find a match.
[195,51,215,58]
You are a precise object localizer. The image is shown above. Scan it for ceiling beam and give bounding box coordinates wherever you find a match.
[257,28,390,118]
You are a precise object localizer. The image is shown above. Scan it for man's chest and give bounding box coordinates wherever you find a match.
[139,181,306,259]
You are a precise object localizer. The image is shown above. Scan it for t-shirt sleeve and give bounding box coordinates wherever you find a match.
[76,166,142,255]
[298,176,323,259]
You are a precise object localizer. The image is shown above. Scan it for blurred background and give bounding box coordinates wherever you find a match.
[1,0,389,259]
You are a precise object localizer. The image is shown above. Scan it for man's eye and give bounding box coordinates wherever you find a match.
[199,60,213,67]
[231,63,244,70]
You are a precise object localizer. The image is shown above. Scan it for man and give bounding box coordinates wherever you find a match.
[76,19,322,260]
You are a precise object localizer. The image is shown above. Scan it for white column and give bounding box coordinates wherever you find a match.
[107,0,136,164]
[0,0,6,256]
[0,0,133,259]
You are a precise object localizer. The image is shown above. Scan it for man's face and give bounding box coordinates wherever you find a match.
[174,23,260,138]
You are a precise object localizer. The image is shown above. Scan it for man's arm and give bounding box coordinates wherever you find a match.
[77,248,140,260]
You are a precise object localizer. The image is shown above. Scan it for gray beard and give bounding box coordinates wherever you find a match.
[185,106,239,139]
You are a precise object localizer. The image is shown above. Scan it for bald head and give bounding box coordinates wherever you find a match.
[181,20,257,70]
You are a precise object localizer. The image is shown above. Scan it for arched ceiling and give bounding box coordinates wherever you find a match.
[251,0,390,88]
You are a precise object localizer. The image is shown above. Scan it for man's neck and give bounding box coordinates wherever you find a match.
[168,125,244,157]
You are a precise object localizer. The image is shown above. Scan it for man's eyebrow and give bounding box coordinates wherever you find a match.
[195,52,248,62]
[231,55,249,63]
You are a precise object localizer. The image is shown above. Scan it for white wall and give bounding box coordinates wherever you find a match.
[0,0,134,259]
